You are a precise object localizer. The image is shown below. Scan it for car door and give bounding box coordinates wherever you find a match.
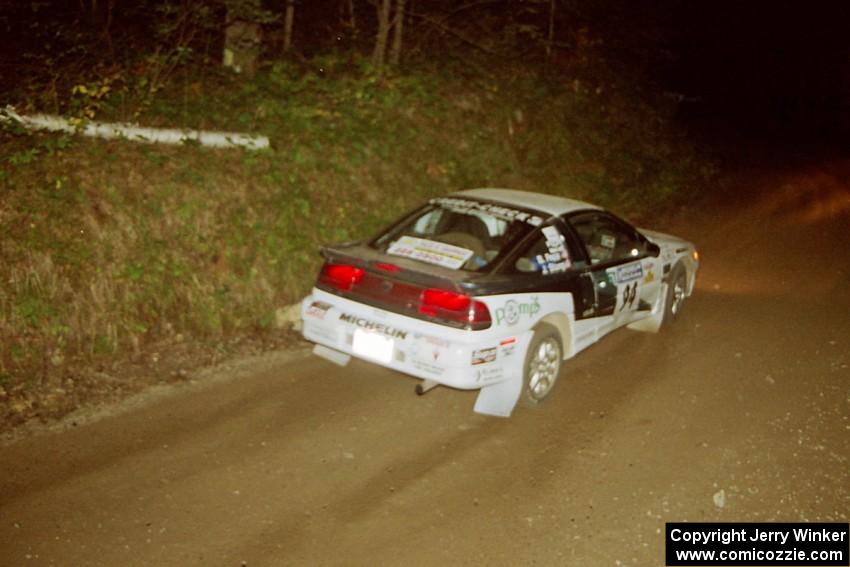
[486,219,601,353]
[564,211,663,335]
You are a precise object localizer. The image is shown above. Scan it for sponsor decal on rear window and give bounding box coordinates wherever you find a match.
[431,197,545,226]
[387,235,473,270]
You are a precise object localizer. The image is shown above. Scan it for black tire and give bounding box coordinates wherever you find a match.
[663,264,687,325]
[520,324,563,407]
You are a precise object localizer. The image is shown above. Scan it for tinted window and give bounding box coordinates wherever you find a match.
[511,224,571,275]
[569,212,643,264]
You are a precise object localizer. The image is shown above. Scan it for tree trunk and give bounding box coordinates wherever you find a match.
[389,0,406,66]
[547,0,556,61]
[342,0,356,35]
[89,0,99,26]
[283,0,295,52]
[101,0,116,56]
[79,0,105,27]
[372,0,391,73]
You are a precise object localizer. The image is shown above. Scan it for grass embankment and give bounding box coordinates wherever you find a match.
[0,62,710,425]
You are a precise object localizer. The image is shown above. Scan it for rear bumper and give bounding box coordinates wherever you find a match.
[301,288,520,390]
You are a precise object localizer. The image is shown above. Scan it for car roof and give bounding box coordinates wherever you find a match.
[451,188,601,218]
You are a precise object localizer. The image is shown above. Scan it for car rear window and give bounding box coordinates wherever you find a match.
[370,199,537,272]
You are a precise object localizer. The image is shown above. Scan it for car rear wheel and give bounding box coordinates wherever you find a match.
[521,324,562,407]
[663,264,687,324]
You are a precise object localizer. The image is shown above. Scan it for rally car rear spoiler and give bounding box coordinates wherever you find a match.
[317,243,493,330]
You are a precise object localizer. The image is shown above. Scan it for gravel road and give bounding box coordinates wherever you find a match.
[1,162,849,566]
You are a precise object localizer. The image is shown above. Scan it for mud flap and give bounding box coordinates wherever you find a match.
[627,282,667,333]
[473,373,523,417]
[313,344,351,366]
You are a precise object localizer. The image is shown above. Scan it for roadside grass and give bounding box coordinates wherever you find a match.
[0,61,711,423]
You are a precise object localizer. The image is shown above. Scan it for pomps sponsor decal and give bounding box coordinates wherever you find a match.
[494,297,540,326]
[615,263,643,283]
[387,235,473,270]
[338,313,408,340]
[431,197,545,226]
[498,300,520,325]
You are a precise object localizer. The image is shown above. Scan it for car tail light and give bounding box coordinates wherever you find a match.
[374,262,401,273]
[320,263,365,291]
[419,288,491,326]
[420,289,470,312]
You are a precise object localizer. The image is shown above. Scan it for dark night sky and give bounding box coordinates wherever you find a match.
[664,0,850,144]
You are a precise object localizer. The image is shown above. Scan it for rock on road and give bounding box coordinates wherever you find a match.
[1,161,849,566]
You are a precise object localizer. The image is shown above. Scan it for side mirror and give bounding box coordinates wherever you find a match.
[646,242,661,258]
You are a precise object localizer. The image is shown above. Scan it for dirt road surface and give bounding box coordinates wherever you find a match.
[2,162,849,566]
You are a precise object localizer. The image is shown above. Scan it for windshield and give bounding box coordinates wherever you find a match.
[371,198,539,272]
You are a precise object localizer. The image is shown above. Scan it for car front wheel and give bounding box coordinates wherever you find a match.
[521,324,563,407]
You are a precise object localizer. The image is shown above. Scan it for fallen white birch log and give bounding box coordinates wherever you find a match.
[1,105,269,150]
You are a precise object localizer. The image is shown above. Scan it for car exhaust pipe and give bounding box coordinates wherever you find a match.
[415,379,439,396]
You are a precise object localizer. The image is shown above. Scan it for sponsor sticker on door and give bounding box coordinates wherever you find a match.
[615,263,644,283]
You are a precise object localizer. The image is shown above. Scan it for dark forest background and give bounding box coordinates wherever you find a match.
[2,0,848,142]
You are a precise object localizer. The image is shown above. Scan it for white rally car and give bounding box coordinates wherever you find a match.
[301,189,698,417]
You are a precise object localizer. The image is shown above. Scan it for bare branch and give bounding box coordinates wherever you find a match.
[406,9,500,56]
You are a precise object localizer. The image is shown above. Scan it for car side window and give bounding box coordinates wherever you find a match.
[569,212,643,264]
[512,224,571,275]
[411,208,445,235]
